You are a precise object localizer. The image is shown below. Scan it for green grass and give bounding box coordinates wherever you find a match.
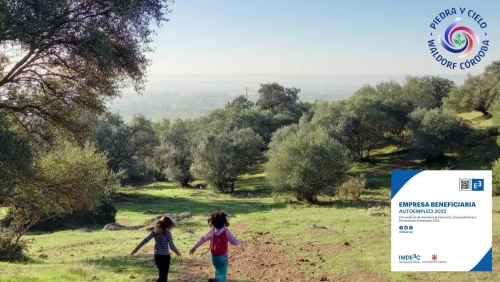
[0,208,7,218]
[1,111,500,281]
[458,111,495,128]
[3,180,498,281]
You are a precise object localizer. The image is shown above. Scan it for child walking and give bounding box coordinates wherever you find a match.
[131,216,182,282]
[190,211,242,282]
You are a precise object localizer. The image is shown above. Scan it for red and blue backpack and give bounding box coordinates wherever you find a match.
[210,229,228,256]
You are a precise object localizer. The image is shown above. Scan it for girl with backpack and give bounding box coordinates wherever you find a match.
[131,216,182,282]
[189,211,242,282]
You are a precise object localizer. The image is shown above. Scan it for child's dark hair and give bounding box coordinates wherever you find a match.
[207,211,230,229]
[155,216,176,233]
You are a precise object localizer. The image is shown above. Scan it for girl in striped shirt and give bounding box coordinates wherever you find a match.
[131,216,182,282]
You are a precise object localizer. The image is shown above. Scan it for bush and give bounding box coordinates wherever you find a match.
[408,108,470,162]
[492,159,500,196]
[0,229,27,261]
[465,129,488,146]
[122,160,155,186]
[336,175,366,200]
[1,200,116,232]
[487,126,499,136]
[191,126,264,193]
[266,124,351,202]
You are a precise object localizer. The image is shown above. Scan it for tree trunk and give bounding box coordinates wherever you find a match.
[230,181,235,193]
[180,178,190,188]
[304,194,316,203]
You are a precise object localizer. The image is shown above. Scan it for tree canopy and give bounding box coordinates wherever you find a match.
[256,82,300,114]
[0,0,173,132]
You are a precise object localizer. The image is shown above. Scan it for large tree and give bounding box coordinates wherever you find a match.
[266,124,350,203]
[331,96,389,161]
[225,95,254,111]
[191,121,264,193]
[5,141,121,242]
[162,119,194,187]
[0,0,172,257]
[0,0,173,132]
[355,76,454,110]
[408,108,470,162]
[256,82,300,114]
[417,75,455,108]
[443,61,500,116]
[94,113,158,184]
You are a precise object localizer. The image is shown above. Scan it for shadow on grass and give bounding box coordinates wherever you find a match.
[367,148,411,163]
[121,173,273,199]
[0,254,38,264]
[219,174,273,199]
[114,192,284,219]
[88,255,255,282]
[87,254,173,276]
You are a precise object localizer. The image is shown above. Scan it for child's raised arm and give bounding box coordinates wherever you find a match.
[131,232,154,255]
[226,229,242,245]
[190,228,214,254]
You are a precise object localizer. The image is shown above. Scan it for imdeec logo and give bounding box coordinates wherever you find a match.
[428,8,489,70]
[399,254,420,260]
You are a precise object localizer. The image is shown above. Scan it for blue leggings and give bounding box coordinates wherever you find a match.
[211,255,228,281]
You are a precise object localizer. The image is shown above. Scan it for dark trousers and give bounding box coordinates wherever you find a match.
[154,254,171,282]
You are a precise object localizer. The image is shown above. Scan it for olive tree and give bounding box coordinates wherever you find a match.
[0,0,173,132]
[256,82,300,114]
[191,122,264,193]
[163,119,194,187]
[0,0,171,257]
[332,95,389,161]
[408,108,470,162]
[266,124,351,202]
[6,141,122,242]
[443,61,500,116]
[93,114,158,184]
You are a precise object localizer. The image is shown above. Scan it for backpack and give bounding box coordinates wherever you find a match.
[210,229,228,256]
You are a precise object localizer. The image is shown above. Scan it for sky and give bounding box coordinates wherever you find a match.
[145,0,500,76]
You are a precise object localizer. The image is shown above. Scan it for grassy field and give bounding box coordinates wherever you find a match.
[1,111,500,281]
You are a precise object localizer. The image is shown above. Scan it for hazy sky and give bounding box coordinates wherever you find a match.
[145,0,500,76]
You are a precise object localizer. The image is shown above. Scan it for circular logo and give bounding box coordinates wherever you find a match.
[404,226,409,230]
[438,18,479,58]
[399,225,403,230]
[428,8,489,70]
[409,226,413,230]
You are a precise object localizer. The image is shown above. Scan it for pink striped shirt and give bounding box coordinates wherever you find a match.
[192,227,242,257]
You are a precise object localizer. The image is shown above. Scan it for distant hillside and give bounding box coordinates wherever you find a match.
[108,74,467,121]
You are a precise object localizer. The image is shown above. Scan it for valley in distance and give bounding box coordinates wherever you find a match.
[108,74,467,121]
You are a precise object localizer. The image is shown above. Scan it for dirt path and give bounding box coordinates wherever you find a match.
[175,223,311,282]
[173,223,389,282]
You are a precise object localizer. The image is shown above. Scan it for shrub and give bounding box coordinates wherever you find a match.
[2,141,122,241]
[266,124,351,202]
[0,229,27,261]
[464,129,487,147]
[408,108,470,162]
[191,126,264,193]
[336,175,366,200]
[488,126,499,136]
[1,200,116,232]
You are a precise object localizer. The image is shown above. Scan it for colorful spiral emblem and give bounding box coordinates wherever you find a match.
[438,18,479,58]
